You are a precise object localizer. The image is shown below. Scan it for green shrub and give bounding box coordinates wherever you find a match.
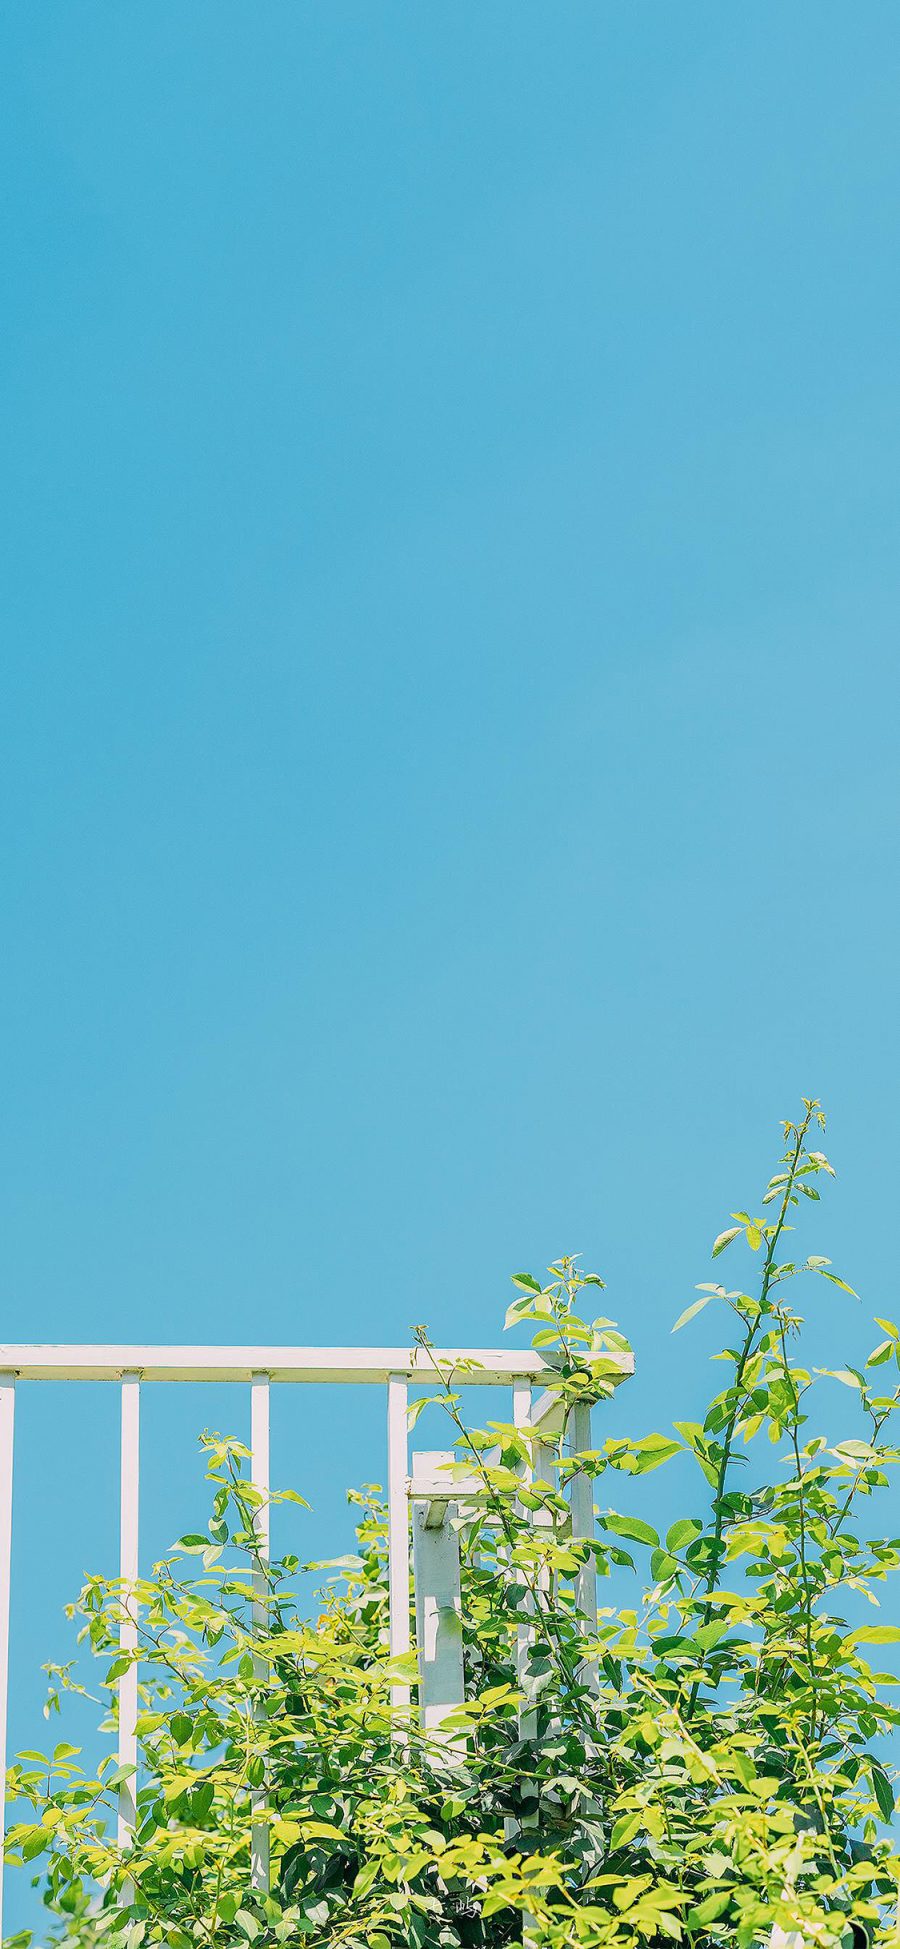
[6,1101,900,1947]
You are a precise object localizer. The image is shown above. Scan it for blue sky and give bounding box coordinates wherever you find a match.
[2,2,900,1928]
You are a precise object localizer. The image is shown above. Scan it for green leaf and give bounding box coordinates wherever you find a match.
[871,1762,895,1822]
[511,1273,542,1293]
[612,1433,683,1473]
[601,1514,659,1548]
[609,1810,642,1849]
[816,1270,858,1296]
[406,1395,439,1429]
[666,1518,703,1553]
[847,1625,900,1647]
[505,1298,553,1329]
[689,1893,732,1927]
[673,1422,719,1488]
[712,1227,741,1258]
[21,1826,50,1861]
[386,1649,419,1682]
[695,1619,728,1651]
[273,1818,302,1845]
[672,1295,714,1333]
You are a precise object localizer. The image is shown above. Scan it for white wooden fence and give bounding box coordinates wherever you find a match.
[0,1342,633,1937]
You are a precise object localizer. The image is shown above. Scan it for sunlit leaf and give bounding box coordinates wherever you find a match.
[672,1295,714,1333]
[601,1514,659,1548]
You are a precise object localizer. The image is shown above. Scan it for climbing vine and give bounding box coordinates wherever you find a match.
[6,1101,900,1948]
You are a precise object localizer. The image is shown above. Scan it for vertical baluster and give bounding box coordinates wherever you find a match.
[118,1375,140,1867]
[387,1376,410,1720]
[512,1381,534,1729]
[0,1378,15,1946]
[250,1374,270,1893]
[511,1381,538,1946]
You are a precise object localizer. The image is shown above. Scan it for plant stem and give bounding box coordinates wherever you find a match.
[687,1111,811,1715]
[776,1309,818,1743]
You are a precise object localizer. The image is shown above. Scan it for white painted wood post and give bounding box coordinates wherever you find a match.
[568,1402,596,1629]
[118,1376,140,1860]
[411,1457,465,1755]
[250,1374,270,1894]
[387,1376,410,1719]
[0,1378,15,1947]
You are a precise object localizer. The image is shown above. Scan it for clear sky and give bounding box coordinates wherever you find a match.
[2,4,900,1928]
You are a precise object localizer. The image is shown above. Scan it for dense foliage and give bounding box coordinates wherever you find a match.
[7,1102,900,1948]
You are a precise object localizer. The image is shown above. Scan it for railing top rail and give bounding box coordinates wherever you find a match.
[0,1345,601,1385]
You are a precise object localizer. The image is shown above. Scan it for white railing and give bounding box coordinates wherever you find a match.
[0,1342,633,1937]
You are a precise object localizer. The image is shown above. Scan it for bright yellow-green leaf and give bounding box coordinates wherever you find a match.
[672,1295,714,1333]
